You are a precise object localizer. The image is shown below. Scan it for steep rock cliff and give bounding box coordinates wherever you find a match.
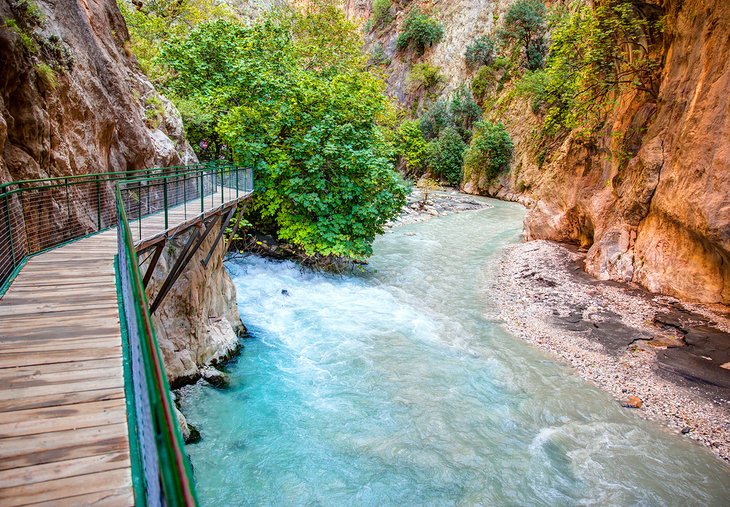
[361,0,730,305]
[0,0,194,187]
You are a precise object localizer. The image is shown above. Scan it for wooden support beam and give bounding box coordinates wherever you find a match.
[149,215,219,315]
[201,206,236,268]
[142,242,165,288]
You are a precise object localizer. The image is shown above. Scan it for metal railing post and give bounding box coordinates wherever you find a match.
[96,175,102,230]
[4,195,15,267]
[163,177,169,230]
[65,178,71,228]
[199,172,204,214]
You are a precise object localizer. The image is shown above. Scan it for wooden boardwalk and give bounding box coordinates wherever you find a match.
[0,187,246,506]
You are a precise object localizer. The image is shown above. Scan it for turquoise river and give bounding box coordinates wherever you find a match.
[180,198,730,506]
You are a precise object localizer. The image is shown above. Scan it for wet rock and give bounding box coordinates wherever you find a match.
[200,366,229,388]
[621,395,644,409]
[682,426,692,435]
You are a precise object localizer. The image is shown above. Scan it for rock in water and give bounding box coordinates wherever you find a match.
[200,366,230,388]
[621,395,643,409]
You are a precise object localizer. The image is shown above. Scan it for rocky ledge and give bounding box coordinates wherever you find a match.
[495,239,730,462]
[387,187,493,227]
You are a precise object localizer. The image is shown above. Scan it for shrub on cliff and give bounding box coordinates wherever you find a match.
[498,0,547,70]
[465,35,496,68]
[463,121,513,183]
[407,63,444,93]
[161,7,407,260]
[517,0,662,138]
[371,0,394,29]
[396,9,444,55]
[426,127,467,187]
[448,86,482,142]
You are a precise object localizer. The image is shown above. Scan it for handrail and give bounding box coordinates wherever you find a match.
[114,163,252,505]
[1,162,254,505]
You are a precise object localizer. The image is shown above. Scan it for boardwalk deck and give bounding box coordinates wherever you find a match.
[0,187,248,506]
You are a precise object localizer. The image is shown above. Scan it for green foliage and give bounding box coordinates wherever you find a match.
[396,9,444,55]
[408,62,443,92]
[5,19,37,54]
[464,35,496,68]
[395,120,428,175]
[371,0,394,29]
[368,42,390,66]
[160,7,407,260]
[426,127,467,186]
[10,0,45,26]
[517,0,663,137]
[34,62,57,90]
[143,95,166,128]
[463,121,513,182]
[418,87,482,142]
[471,65,495,103]
[498,0,547,70]
[418,98,449,140]
[118,0,234,82]
[448,86,482,142]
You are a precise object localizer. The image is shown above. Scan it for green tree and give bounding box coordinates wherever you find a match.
[498,0,547,70]
[418,98,449,140]
[517,0,662,137]
[426,127,467,186]
[407,62,444,93]
[395,120,428,175]
[118,0,234,81]
[396,9,444,55]
[464,35,496,68]
[160,8,407,260]
[448,86,482,142]
[463,121,513,182]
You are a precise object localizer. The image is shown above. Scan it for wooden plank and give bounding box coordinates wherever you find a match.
[0,422,130,471]
[0,359,123,383]
[0,452,129,489]
[0,325,121,341]
[0,467,131,506]
[21,486,134,507]
[0,387,125,413]
[0,346,122,369]
[0,399,127,438]
[0,374,123,402]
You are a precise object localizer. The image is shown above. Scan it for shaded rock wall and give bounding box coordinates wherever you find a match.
[0,0,195,187]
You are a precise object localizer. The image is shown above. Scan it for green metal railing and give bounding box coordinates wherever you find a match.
[0,163,221,296]
[114,164,252,505]
[0,163,253,505]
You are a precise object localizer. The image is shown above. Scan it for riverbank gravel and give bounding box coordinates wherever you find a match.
[494,239,730,463]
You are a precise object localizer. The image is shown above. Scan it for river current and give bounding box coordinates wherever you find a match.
[181,198,730,506]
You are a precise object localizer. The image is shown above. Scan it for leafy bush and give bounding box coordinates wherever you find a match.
[371,0,394,29]
[519,1,662,137]
[471,65,496,103]
[463,121,513,182]
[161,8,407,260]
[408,62,444,92]
[448,86,482,142]
[498,0,547,70]
[34,62,57,89]
[395,120,428,174]
[464,35,496,68]
[418,98,449,140]
[396,9,444,55]
[426,127,467,186]
[368,42,390,66]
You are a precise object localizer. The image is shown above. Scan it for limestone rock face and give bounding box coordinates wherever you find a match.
[0,0,195,187]
[363,0,730,304]
[147,219,246,386]
[522,0,730,304]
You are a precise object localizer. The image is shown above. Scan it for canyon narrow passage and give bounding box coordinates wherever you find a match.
[181,198,730,506]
